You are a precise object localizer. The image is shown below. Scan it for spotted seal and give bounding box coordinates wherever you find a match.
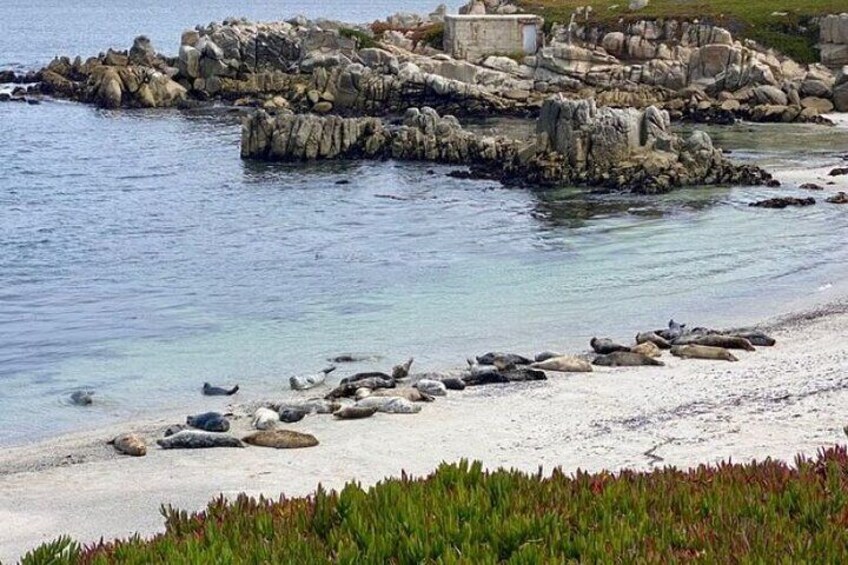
[671,345,738,362]
[531,356,593,373]
[630,342,662,358]
[243,429,319,449]
[635,332,672,349]
[186,411,230,432]
[290,366,336,391]
[593,352,665,367]
[252,407,280,430]
[202,383,239,396]
[333,405,379,419]
[589,338,630,355]
[414,379,448,396]
[110,433,146,457]
[70,390,94,406]
[157,430,244,449]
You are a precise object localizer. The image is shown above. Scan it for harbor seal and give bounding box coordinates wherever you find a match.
[333,405,379,419]
[531,356,593,373]
[635,332,671,349]
[355,397,422,414]
[110,433,147,457]
[328,354,381,363]
[275,399,340,414]
[671,345,738,362]
[441,377,466,391]
[593,352,665,367]
[475,352,532,366]
[202,383,239,396]
[70,390,94,406]
[252,407,280,430]
[589,338,630,355]
[462,366,546,386]
[186,411,230,432]
[534,351,563,363]
[279,408,308,423]
[290,366,336,391]
[326,377,395,399]
[630,342,662,358]
[157,430,244,449]
[414,379,448,396]
[684,335,755,351]
[732,331,775,347]
[369,387,435,402]
[391,358,414,380]
[664,320,686,341]
[340,372,393,386]
[243,430,319,449]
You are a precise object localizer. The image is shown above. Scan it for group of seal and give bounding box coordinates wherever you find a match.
[105,321,776,457]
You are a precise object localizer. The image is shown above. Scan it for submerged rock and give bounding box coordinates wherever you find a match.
[748,197,816,209]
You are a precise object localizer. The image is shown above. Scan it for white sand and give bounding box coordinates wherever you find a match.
[3,303,848,562]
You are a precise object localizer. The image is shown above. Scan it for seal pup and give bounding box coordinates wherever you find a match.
[109,433,147,457]
[475,352,532,366]
[391,358,414,380]
[731,331,775,347]
[279,408,308,423]
[290,366,336,391]
[202,383,239,396]
[355,397,422,414]
[685,335,755,351]
[593,352,665,367]
[369,387,435,402]
[635,332,671,349]
[252,407,280,430]
[186,411,230,432]
[70,390,94,406]
[333,405,379,419]
[243,430,319,449]
[414,379,448,396]
[157,430,244,449]
[671,345,738,362]
[534,351,563,363]
[630,342,662,358]
[590,338,630,355]
[531,356,593,373]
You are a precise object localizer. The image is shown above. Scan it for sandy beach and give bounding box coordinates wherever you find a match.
[3,299,848,562]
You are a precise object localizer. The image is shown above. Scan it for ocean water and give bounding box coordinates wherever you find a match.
[2,2,848,446]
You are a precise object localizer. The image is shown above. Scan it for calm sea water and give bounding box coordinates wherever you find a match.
[2,2,848,446]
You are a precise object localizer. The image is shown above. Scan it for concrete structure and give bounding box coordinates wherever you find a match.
[443,14,544,62]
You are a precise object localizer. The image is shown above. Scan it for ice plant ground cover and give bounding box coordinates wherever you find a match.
[21,446,848,563]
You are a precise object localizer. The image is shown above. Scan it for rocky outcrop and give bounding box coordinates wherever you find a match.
[242,96,771,194]
[820,14,848,69]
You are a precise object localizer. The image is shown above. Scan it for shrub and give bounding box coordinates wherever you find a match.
[339,27,377,50]
[22,447,848,563]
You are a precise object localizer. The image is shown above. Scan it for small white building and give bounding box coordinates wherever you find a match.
[443,14,545,62]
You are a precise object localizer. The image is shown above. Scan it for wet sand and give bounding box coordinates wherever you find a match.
[3,299,848,562]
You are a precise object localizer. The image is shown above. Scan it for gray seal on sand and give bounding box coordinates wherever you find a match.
[635,332,672,349]
[590,338,630,355]
[109,433,147,457]
[326,377,395,399]
[534,351,563,363]
[202,383,239,396]
[355,397,422,414]
[186,411,230,432]
[475,352,532,366]
[164,424,189,437]
[290,366,335,391]
[683,335,755,351]
[593,352,665,367]
[731,331,775,347]
[671,345,738,362]
[252,407,280,430]
[391,358,414,380]
[333,405,379,419]
[368,387,435,402]
[414,379,448,396]
[243,429,319,449]
[157,430,244,449]
[630,342,662,358]
[279,407,308,423]
[531,356,593,373]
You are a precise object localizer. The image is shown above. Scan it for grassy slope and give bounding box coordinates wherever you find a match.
[517,0,846,63]
[22,447,848,563]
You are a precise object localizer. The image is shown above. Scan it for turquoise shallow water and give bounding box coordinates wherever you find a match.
[2,99,848,446]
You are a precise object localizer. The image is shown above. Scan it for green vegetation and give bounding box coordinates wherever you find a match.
[22,446,848,563]
[414,23,446,50]
[339,27,378,50]
[517,0,844,63]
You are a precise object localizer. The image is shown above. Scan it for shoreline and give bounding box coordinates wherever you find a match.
[4,296,848,561]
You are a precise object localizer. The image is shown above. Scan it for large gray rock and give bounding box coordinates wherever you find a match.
[834,82,848,112]
[753,85,788,106]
